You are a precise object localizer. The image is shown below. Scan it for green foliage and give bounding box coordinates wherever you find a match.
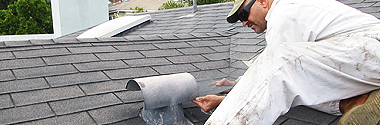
[0,0,53,35]
[0,0,17,10]
[130,6,147,13]
[187,0,233,6]
[158,1,185,10]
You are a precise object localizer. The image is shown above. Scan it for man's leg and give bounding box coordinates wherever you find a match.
[205,36,380,125]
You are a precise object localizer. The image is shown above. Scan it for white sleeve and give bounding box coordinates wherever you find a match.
[265,14,315,45]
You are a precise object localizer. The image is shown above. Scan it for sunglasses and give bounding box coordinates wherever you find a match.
[238,0,256,22]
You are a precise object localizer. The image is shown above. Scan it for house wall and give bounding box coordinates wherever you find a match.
[51,0,109,37]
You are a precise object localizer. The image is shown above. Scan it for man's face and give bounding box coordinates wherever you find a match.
[238,0,268,33]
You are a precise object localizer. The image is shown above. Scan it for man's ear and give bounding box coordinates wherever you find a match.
[257,0,270,8]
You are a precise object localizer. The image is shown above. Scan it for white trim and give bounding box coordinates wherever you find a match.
[0,34,55,42]
[77,15,151,38]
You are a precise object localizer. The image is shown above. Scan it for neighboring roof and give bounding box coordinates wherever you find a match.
[109,0,170,11]
[0,0,379,125]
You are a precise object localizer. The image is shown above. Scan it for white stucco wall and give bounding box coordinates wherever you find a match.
[51,0,109,38]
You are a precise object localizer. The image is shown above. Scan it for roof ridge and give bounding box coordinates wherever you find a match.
[0,32,236,49]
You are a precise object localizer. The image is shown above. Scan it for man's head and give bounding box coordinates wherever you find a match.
[226,0,273,33]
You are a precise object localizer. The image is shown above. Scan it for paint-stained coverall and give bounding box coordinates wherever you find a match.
[206,0,380,124]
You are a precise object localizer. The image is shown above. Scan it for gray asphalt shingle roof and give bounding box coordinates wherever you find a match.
[0,0,379,124]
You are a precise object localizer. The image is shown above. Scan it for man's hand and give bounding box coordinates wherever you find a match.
[208,78,237,87]
[192,95,225,112]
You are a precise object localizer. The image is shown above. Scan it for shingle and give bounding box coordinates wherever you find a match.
[152,64,199,74]
[192,60,229,70]
[231,38,265,45]
[4,40,33,47]
[13,48,71,58]
[13,64,78,79]
[182,101,198,108]
[190,70,228,81]
[0,41,5,47]
[68,46,118,54]
[104,67,159,79]
[0,70,15,81]
[202,52,229,60]
[338,0,364,5]
[0,94,13,109]
[187,40,223,47]
[80,80,127,95]
[49,93,122,115]
[123,57,172,67]
[0,103,54,124]
[284,106,338,124]
[95,51,144,60]
[273,116,289,125]
[46,72,110,87]
[349,2,375,8]
[74,60,128,72]
[94,43,134,48]
[153,42,192,49]
[11,86,85,106]
[140,35,162,41]
[231,45,264,53]
[29,39,55,45]
[215,39,231,45]
[88,103,143,124]
[166,55,208,64]
[124,35,144,41]
[374,2,380,7]
[329,117,340,125]
[191,33,211,38]
[358,6,380,13]
[53,38,80,44]
[108,117,146,125]
[114,91,144,103]
[281,119,317,125]
[97,37,127,42]
[0,46,43,53]
[43,54,99,65]
[229,68,247,79]
[0,58,46,70]
[114,44,157,51]
[192,28,214,33]
[184,107,210,122]
[178,47,215,54]
[0,78,49,94]
[0,52,15,60]
[17,112,97,125]
[77,38,100,43]
[213,23,233,28]
[174,34,196,39]
[42,43,92,49]
[158,34,179,40]
[230,52,259,60]
[232,32,262,38]
[140,49,183,57]
[230,60,249,69]
[206,32,223,37]
[210,45,229,52]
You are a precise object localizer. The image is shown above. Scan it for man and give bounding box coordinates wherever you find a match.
[192,0,380,124]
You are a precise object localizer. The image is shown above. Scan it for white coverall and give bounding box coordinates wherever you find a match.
[206,0,380,124]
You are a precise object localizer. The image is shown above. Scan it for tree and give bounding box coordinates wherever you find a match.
[0,0,53,35]
[0,0,17,10]
[158,1,185,10]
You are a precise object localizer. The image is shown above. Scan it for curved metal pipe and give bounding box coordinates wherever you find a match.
[126,73,198,110]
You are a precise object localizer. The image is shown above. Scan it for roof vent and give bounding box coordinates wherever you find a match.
[126,73,198,125]
[77,15,151,38]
